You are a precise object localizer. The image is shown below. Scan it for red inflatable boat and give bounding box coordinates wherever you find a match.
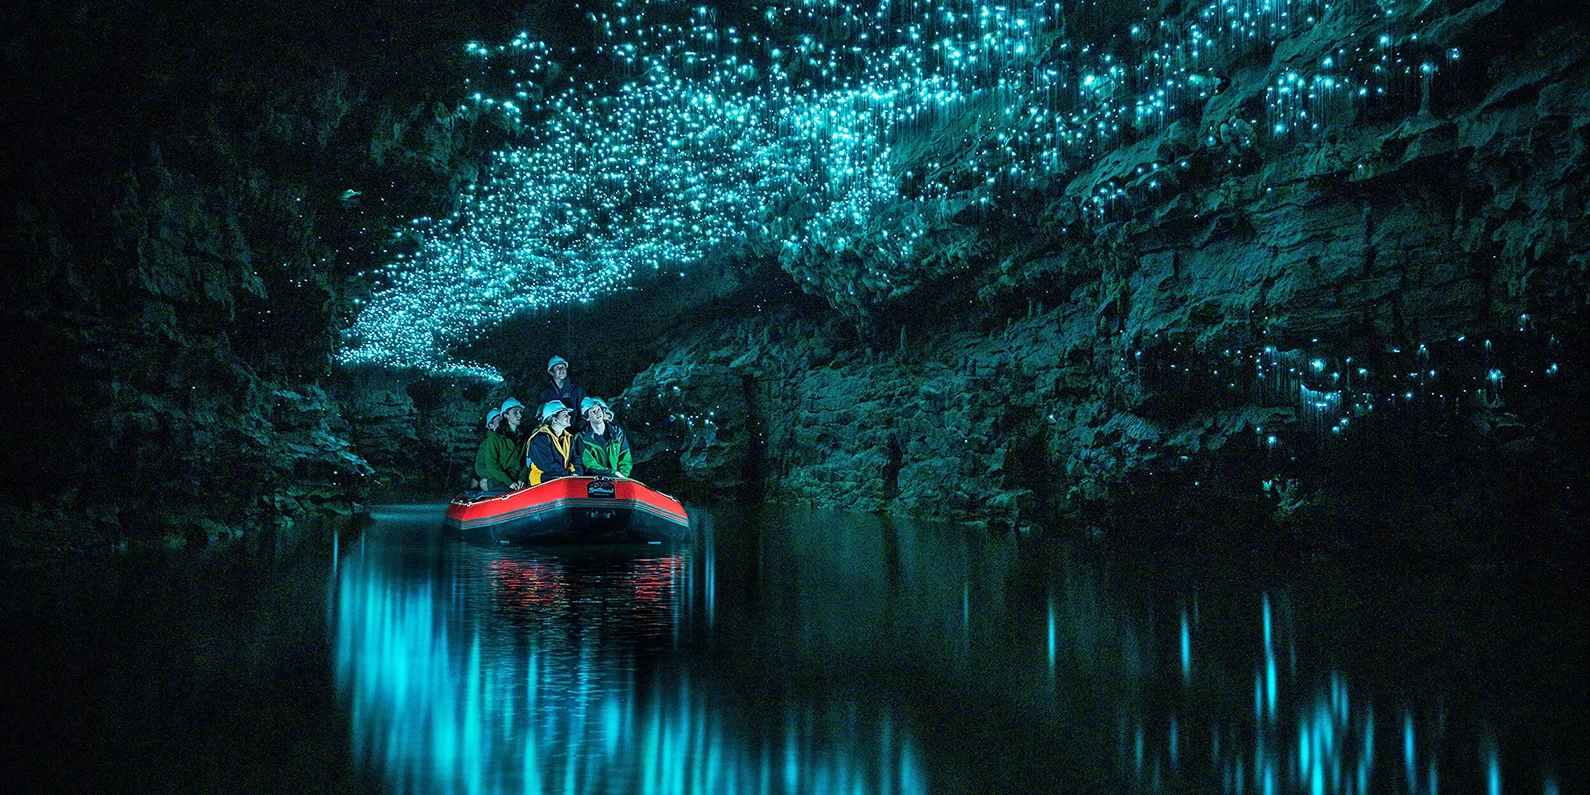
[442,476,689,544]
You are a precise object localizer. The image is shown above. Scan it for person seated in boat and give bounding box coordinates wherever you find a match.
[475,398,528,491]
[537,355,589,431]
[474,407,503,490]
[525,400,577,485]
[576,397,632,479]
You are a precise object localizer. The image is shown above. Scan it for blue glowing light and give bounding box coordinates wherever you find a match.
[1180,607,1191,682]
[1048,593,1057,671]
[341,0,1457,376]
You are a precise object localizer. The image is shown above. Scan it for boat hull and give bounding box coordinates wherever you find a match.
[442,476,689,544]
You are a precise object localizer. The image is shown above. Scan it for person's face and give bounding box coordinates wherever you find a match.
[551,409,572,430]
[551,363,568,379]
[504,406,524,428]
[585,406,605,424]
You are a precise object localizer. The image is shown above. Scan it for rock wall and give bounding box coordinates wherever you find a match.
[338,370,500,499]
[314,0,1587,552]
[0,0,523,550]
[596,0,1589,545]
[11,0,1580,551]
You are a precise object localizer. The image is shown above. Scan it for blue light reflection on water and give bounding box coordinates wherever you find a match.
[1181,606,1191,683]
[1105,580,1576,795]
[333,506,1578,794]
[333,511,926,795]
[1047,592,1057,673]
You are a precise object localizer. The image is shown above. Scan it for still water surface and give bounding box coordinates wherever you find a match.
[2,505,1583,793]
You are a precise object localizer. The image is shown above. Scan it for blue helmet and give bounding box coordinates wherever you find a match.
[485,407,501,428]
[579,396,610,417]
[547,355,569,373]
[499,397,526,414]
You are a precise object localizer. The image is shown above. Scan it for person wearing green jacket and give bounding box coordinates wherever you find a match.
[575,397,632,478]
[475,398,528,491]
[472,407,504,490]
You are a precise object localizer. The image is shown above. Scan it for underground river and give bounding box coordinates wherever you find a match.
[1,506,1583,793]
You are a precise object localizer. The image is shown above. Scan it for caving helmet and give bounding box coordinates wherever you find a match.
[580,396,610,418]
[540,400,573,423]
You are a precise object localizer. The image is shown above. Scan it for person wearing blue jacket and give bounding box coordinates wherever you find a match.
[525,400,577,485]
[537,355,589,431]
[575,397,633,478]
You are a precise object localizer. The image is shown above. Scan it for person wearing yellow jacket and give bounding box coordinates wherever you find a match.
[525,400,576,486]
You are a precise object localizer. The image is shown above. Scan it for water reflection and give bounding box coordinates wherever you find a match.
[1087,578,1570,795]
[333,507,1577,794]
[333,513,926,794]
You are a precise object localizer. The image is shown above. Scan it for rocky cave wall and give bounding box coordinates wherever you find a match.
[353,1,1588,551]
[7,0,1586,554]
[572,0,1590,548]
[0,0,528,550]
